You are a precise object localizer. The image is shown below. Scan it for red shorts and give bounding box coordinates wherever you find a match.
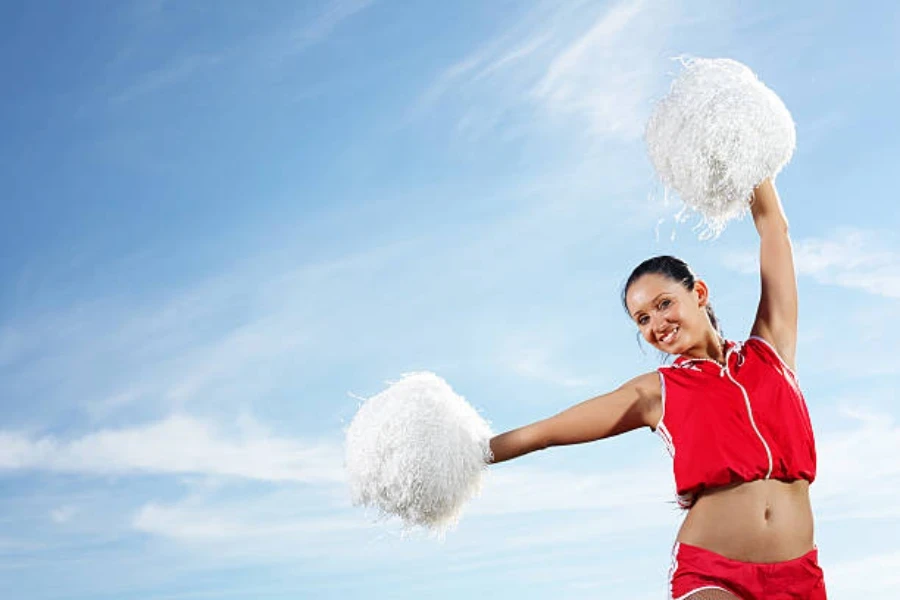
[669,542,827,599]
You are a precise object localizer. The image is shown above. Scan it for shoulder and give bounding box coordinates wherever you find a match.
[744,335,798,378]
[621,371,663,430]
[622,371,663,397]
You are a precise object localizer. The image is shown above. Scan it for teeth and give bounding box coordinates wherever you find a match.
[662,327,678,343]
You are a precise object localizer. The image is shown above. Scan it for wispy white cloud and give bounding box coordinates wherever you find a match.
[409,40,515,123]
[411,0,684,142]
[813,405,900,515]
[133,501,362,542]
[32,399,894,597]
[0,327,26,368]
[1,182,657,428]
[472,461,673,517]
[415,28,550,116]
[127,0,169,23]
[827,550,900,598]
[160,315,308,404]
[795,232,900,299]
[290,0,375,51]
[722,228,900,298]
[504,347,595,388]
[0,236,420,424]
[0,415,343,484]
[531,0,665,138]
[261,0,375,66]
[496,333,603,389]
[110,53,224,104]
[4,3,897,599]
[109,0,374,105]
[471,35,551,83]
[50,505,78,524]
[720,248,758,274]
[105,403,900,557]
[126,458,679,563]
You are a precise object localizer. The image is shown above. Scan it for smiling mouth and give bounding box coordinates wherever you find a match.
[659,326,679,344]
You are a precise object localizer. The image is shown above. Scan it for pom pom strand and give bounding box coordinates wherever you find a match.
[645,57,795,238]
[345,372,493,534]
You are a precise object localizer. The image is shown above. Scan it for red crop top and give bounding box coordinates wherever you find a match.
[654,336,817,508]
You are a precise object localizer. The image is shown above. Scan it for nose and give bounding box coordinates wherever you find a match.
[651,315,668,333]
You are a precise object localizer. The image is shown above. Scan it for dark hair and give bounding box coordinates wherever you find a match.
[621,255,721,335]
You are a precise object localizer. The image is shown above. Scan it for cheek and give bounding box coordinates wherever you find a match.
[640,326,657,344]
[680,306,704,329]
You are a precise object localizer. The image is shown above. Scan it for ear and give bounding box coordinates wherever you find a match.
[694,279,710,307]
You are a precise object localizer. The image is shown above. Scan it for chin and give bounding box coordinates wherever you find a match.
[648,343,674,355]
[647,330,687,355]
[662,337,688,356]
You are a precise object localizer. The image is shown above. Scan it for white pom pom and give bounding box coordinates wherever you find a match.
[345,372,493,533]
[645,58,796,238]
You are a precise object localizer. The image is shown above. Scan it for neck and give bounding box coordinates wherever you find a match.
[682,333,727,365]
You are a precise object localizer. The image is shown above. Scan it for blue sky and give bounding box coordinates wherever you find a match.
[1,0,899,598]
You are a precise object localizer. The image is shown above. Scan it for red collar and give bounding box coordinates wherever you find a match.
[674,339,742,368]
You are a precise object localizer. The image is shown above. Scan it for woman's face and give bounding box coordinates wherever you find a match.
[625,273,710,354]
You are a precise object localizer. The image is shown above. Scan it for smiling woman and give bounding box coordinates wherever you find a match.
[488,179,826,599]
[622,256,720,353]
[486,56,832,598]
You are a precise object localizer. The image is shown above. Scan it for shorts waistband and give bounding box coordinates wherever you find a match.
[675,541,818,567]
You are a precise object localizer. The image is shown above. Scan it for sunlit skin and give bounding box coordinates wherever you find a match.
[624,274,723,363]
[488,179,816,566]
[624,274,814,564]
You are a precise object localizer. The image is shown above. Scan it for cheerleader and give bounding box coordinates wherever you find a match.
[489,179,826,599]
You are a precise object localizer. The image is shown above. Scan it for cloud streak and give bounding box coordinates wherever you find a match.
[722,228,900,298]
[813,404,900,518]
[827,550,900,598]
[134,501,363,542]
[291,0,375,50]
[794,230,900,298]
[124,458,679,566]
[0,414,343,484]
[411,0,679,141]
[110,53,224,104]
[109,0,375,104]
[115,403,900,554]
[531,0,663,138]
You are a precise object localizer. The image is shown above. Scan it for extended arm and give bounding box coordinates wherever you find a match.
[749,178,798,369]
[488,371,661,464]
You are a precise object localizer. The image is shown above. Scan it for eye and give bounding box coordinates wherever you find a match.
[637,315,649,326]
[659,299,672,310]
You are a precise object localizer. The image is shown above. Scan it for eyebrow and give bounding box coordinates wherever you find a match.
[630,292,669,318]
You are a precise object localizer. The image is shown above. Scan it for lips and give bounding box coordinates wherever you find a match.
[659,326,679,345]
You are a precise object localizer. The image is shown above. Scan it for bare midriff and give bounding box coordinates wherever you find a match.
[676,479,815,563]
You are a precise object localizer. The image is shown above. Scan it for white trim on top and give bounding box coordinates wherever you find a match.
[658,422,675,458]
[749,335,798,379]
[655,370,667,432]
[654,370,676,458]
[723,348,774,480]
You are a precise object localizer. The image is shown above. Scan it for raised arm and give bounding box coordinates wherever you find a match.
[488,371,661,464]
[749,178,798,369]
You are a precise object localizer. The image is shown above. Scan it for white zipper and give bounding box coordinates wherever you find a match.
[722,347,773,479]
